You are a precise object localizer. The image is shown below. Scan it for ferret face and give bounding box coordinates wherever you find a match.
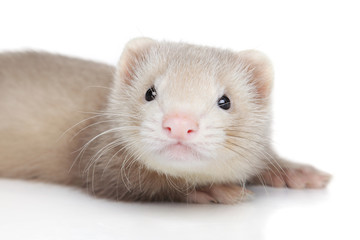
[108,38,273,184]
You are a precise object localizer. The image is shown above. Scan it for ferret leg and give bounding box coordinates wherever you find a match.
[186,184,252,204]
[250,156,331,189]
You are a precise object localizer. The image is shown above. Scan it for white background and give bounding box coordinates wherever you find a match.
[0,0,359,239]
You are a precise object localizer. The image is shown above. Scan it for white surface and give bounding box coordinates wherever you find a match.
[0,179,351,240]
[0,1,359,239]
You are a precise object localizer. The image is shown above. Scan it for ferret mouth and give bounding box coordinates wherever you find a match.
[161,142,199,158]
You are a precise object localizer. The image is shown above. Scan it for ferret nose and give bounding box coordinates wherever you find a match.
[162,114,199,140]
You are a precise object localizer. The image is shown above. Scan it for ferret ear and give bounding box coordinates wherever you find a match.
[238,50,274,99]
[118,37,156,83]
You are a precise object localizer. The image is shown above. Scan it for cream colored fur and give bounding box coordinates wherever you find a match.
[0,52,114,185]
[0,39,331,203]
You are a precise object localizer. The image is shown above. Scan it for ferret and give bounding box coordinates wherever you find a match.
[0,38,331,204]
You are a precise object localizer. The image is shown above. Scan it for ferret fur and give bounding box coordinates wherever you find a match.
[0,38,331,203]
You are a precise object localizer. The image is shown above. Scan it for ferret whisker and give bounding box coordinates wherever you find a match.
[226,134,270,148]
[262,150,288,177]
[224,134,286,177]
[119,144,144,192]
[82,85,113,91]
[122,147,144,189]
[77,110,142,119]
[165,174,191,195]
[56,114,104,143]
[226,140,283,179]
[79,134,142,170]
[253,171,269,193]
[100,144,128,180]
[225,130,272,142]
[220,143,254,167]
[69,119,124,142]
[84,139,123,173]
[118,152,132,192]
[72,127,128,172]
[123,145,150,193]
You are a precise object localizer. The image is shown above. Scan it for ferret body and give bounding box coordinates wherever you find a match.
[0,38,331,203]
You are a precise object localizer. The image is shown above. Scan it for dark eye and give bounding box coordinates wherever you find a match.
[145,86,157,101]
[218,95,231,110]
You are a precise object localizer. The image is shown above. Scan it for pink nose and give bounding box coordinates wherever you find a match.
[162,114,199,140]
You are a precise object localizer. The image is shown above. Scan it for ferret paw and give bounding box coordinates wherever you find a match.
[187,184,251,204]
[254,164,332,189]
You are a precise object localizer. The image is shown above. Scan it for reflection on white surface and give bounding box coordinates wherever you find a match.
[0,172,356,240]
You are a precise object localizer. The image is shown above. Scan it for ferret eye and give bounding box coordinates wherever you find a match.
[218,95,231,110]
[145,86,157,101]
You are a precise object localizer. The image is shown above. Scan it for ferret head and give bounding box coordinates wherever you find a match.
[108,38,274,185]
